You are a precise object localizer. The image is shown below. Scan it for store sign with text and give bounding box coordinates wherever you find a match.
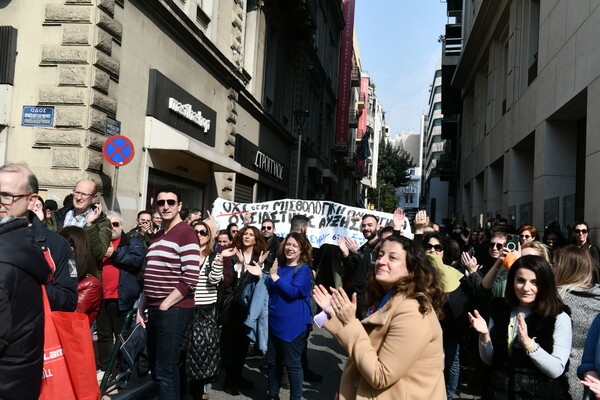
[146,69,216,146]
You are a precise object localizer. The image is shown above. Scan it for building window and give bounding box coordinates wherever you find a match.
[433,118,442,126]
[434,86,442,94]
[433,102,442,111]
[435,70,442,78]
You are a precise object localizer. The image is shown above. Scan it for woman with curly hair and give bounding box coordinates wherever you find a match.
[313,235,447,399]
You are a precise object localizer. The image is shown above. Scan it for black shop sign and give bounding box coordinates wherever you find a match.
[146,69,216,146]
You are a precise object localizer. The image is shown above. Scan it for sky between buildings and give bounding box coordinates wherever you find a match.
[355,0,447,139]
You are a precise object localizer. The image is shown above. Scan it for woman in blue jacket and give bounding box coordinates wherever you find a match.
[265,232,313,400]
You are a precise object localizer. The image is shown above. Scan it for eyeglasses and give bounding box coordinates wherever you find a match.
[261,226,272,231]
[73,191,94,199]
[195,229,209,237]
[230,230,238,234]
[112,222,121,228]
[156,199,177,207]
[519,234,531,239]
[574,229,589,234]
[488,242,504,250]
[423,243,443,251]
[0,193,34,205]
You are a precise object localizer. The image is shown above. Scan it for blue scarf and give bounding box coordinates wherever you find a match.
[365,290,394,317]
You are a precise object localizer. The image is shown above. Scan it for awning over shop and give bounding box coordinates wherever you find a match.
[145,117,241,173]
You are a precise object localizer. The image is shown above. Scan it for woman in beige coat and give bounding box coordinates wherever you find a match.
[313,235,447,400]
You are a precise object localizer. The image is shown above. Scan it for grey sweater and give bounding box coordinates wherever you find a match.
[561,285,600,400]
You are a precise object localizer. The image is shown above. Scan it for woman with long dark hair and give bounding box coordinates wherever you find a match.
[58,226,102,326]
[221,225,268,395]
[313,235,447,399]
[469,255,572,399]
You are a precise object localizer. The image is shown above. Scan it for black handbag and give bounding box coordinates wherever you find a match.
[186,305,221,381]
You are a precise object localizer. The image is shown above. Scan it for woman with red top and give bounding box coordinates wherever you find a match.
[58,225,102,326]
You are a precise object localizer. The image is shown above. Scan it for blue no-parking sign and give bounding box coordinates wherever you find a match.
[102,135,135,166]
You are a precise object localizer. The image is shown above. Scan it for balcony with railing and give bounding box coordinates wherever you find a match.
[351,66,360,87]
[357,92,366,109]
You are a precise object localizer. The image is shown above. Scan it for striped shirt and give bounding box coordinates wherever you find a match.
[144,221,200,308]
[194,253,223,306]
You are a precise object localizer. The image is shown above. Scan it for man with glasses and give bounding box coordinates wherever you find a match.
[96,211,145,380]
[0,164,77,311]
[53,179,112,262]
[135,185,200,399]
[127,210,153,248]
[573,222,600,276]
[261,218,281,269]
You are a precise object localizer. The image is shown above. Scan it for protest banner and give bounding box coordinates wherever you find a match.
[210,198,413,248]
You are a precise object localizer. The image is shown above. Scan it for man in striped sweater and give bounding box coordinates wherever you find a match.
[136,185,200,399]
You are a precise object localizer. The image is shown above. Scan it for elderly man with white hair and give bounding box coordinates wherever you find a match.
[96,210,146,380]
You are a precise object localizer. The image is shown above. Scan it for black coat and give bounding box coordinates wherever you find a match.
[0,217,51,400]
[110,233,146,311]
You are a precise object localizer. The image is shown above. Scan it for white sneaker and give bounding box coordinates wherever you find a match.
[97,369,105,384]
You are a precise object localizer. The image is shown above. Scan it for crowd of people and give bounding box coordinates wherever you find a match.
[4,161,600,400]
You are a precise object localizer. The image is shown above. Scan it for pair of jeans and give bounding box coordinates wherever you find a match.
[444,336,461,399]
[267,330,306,400]
[96,298,127,370]
[147,306,194,400]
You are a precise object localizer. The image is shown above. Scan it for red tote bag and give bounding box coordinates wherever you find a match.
[38,287,100,400]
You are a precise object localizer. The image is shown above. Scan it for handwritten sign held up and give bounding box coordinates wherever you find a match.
[211,198,412,248]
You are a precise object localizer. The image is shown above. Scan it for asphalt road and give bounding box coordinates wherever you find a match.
[205,328,346,400]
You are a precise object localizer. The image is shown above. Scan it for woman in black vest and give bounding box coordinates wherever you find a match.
[469,255,572,399]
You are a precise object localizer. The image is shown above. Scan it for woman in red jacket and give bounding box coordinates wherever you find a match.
[59,226,103,326]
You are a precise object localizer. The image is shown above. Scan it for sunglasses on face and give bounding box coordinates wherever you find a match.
[156,199,177,206]
[112,222,121,228]
[574,229,589,234]
[423,243,443,251]
[195,229,209,237]
[231,230,238,234]
[261,226,272,231]
[489,242,504,250]
[519,234,531,239]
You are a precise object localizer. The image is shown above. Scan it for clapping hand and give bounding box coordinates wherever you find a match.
[517,313,535,351]
[461,252,479,275]
[245,261,262,276]
[220,247,236,258]
[269,258,279,279]
[468,310,489,339]
[582,374,600,399]
[312,284,334,317]
[330,288,357,326]
[257,250,270,267]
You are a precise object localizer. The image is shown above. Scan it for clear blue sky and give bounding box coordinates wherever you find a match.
[355,1,447,138]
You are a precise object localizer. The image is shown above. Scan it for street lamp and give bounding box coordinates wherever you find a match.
[294,109,309,198]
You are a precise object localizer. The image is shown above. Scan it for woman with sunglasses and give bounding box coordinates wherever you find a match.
[553,245,600,399]
[573,222,600,274]
[186,220,224,400]
[313,235,447,399]
[220,225,268,395]
[461,231,508,288]
[423,232,473,399]
[518,225,538,246]
[469,256,572,399]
